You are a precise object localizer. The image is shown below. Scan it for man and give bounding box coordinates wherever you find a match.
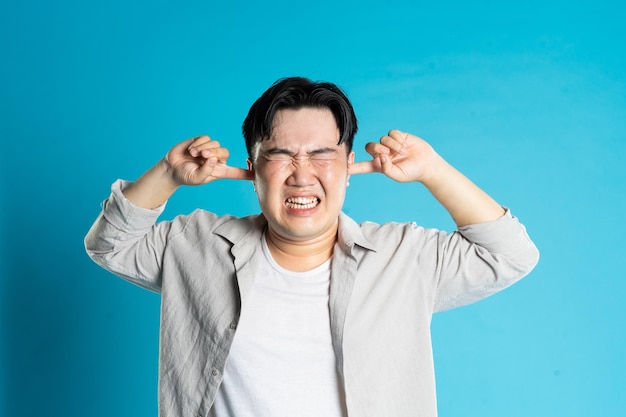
[85,77,539,416]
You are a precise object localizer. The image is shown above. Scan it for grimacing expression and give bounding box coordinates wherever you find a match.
[248,107,354,243]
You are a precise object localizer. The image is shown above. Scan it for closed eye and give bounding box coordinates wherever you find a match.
[261,148,294,161]
[260,148,339,163]
[308,148,338,160]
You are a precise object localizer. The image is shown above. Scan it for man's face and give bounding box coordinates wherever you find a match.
[249,107,354,244]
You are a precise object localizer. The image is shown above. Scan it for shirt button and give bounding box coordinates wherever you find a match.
[229,321,237,330]
[212,369,220,377]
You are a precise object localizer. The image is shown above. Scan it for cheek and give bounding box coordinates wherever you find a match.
[320,167,349,196]
[254,169,283,203]
[259,161,290,178]
[322,162,349,181]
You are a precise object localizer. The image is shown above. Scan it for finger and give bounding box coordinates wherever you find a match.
[389,129,423,144]
[192,155,253,180]
[224,166,255,181]
[197,146,230,161]
[189,135,213,148]
[194,156,220,180]
[349,160,379,175]
[189,141,226,159]
[388,129,408,140]
[170,137,197,154]
[381,130,407,155]
[191,139,221,150]
[188,136,219,157]
[364,142,390,158]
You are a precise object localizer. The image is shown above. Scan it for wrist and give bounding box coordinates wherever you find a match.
[122,159,180,209]
[156,157,183,190]
[418,152,448,188]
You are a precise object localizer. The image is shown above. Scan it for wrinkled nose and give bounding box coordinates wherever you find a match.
[287,158,316,186]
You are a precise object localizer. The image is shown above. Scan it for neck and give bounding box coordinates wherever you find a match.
[265,227,337,272]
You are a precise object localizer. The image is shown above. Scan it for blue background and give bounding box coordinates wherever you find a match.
[1,0,624,416]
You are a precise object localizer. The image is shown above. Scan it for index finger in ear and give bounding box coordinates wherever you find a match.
[349,160,379,175]
[225,166,255,181]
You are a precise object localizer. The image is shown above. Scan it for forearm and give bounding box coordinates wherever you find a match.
[422,155,505,227]
[123,158,180,209]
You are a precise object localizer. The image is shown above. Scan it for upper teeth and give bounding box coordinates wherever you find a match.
[286,197,319,208]
[288,197,317,204]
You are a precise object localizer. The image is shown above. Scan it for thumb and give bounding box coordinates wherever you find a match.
[379,154,394,173]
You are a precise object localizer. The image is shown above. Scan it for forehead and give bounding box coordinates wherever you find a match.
[263,107,341,151]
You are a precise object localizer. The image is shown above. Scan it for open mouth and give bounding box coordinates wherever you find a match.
[285,196,320,210]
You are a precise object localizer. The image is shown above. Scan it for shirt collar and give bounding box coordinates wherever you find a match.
[213,214,267,246]
[337,212,377,254]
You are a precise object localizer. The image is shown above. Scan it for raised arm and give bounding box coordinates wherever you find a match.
[350,130,505,227]
[124,135,254,209]
[85,135,254,291]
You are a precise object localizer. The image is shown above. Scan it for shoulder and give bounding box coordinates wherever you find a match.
[169,210,265,242]
[339,212,446,252]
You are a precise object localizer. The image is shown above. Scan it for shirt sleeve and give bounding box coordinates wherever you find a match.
[84,179,172,293]
[433,208,540,312]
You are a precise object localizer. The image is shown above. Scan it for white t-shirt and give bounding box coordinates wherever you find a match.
[208,236,347,417]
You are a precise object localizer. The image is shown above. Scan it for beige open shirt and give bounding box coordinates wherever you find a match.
[85,179,539,417]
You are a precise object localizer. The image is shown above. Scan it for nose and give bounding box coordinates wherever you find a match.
[287,157,316,186]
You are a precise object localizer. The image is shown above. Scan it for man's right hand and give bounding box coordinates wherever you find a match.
[122,136,253,209]
[168,135,254,185]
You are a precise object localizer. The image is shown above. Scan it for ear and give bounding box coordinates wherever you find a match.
[246,158,256,189]
[346,151,355,186]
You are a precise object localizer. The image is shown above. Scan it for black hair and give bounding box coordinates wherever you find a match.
[242,77,358,159]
